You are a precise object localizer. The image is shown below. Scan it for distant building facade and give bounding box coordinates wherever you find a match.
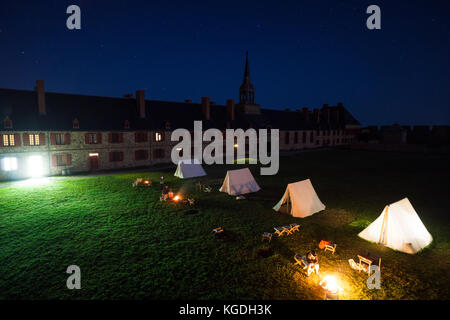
[0,53,360,180]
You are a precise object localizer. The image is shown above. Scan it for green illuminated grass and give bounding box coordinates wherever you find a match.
[0,150,449,299]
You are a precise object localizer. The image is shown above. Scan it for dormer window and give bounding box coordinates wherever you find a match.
[73,118,80,129]
[124,120,130,129]
[4,116,12,129]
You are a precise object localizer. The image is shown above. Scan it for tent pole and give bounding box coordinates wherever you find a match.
[379,205,389,244]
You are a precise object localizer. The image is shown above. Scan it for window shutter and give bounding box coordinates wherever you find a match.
[108,133,112,143]
[23,133,30,146]
[39,133,46,145]
[119,133,124,143]
[0,134,4,147]
[97,133,102,144]
[65,133,71,145]
[135,150,139,160]
[144,150,149,159]
[120,152,124,161]
[66,154,72,166]
[52,155,57,167]
[85,133,89,144]
[152,149,156,159]
[135,132,138,143]
[50,133,56,145]
[109,152,113,162]
[143,133,148,142]
[14,134,21,146]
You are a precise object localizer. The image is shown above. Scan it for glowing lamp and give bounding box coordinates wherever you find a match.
[174,195,181,201]
[144,180,149,184]
[234,144,239,148]
[27,155,44,177]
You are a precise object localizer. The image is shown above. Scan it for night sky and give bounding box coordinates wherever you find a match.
[0,0,449,126]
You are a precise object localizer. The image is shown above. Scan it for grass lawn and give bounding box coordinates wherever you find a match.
[0,149,449,300]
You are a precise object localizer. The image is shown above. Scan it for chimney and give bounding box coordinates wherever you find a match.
[136,90,146,119]
[123,93,133,99]
[210,101,216,105]
[184,99,192,103]
[226,99,235,121]
[201,97,210,120]
[35,80,46,115]
[313,108,320,123]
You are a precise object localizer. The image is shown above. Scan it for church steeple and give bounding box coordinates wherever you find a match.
[239,51,255,104]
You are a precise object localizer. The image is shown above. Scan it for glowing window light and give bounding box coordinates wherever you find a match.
[89,153,99,157]
[3,134,14,146]
[29,134,39,146]
[155,132,162,142]
[27,155,44,177]
[2,157,18,171]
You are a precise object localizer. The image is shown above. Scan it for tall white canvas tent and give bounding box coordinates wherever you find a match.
[219,168,261,195]
[174,159,207,179]
[273,179,325,218]
[358,198,433,254]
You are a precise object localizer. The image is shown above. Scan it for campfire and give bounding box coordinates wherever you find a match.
[173,195,181,201]
[319,275,340,300]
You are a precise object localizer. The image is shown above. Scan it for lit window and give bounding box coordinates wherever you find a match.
[155,132,163,142]
[2,157,18,171]
[29,134,40,146]
[3,134,15,146]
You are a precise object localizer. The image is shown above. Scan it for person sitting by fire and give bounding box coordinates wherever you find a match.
[305,250,319,277]
[161,185,169,200]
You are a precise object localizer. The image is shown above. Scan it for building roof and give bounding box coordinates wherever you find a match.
[0,87,359,131]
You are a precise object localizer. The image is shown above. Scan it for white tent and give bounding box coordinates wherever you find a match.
[174,159,207,179]
[273,179,325,218]
[358,198,433,254]
[219,168,261,195]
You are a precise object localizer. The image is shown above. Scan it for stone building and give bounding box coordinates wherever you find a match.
[0,53,360,181]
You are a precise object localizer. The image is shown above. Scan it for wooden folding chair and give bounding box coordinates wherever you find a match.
[261,232,272,242]
[290,223,300,233]
[357,254,381,274]
[324,243,337,255]
[283,225,293,235]
[274,227,287,237]
[294,254,306,268]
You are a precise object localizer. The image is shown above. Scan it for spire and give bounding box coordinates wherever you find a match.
[239,51,255,104]
[243,51,251,82]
